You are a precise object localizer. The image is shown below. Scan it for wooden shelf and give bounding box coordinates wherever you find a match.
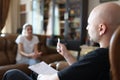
[58,1,66,35]
[56,0,66,4]
[42,0,88,42]
[43,0,66,35]
[59,8,65,12]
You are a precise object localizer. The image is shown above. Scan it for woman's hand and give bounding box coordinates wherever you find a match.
[29,51,42,59]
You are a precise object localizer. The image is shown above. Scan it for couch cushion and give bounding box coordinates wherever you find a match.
[0,37,10,65]
[4,34,18,64]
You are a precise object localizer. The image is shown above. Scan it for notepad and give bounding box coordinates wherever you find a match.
[28,61,58,75]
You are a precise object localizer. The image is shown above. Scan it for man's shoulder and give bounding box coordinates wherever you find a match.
[79,48,109,63]
[85,48,109,59]
[93,48,108,54]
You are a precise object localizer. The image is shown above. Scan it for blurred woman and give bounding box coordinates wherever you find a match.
[15,23,42,65]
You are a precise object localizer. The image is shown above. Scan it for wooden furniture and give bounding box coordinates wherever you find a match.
[43,0,88,43]
[109,26,120,80]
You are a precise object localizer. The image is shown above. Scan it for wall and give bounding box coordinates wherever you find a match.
[88,0,100,14]
[20,0,30,4]
[88,0,120,14]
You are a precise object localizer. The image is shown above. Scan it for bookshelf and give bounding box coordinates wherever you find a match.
[43,0,88,44]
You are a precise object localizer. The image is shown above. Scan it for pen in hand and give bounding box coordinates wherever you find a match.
[57,38,60,52]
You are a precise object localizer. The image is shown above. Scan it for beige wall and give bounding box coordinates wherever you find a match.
[88,0,100,14]
[88,0,120,15]
[20,0,33,24]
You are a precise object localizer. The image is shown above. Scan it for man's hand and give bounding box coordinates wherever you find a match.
[56,43,69,56]
[37,74,59,80]
[56,43,77,65]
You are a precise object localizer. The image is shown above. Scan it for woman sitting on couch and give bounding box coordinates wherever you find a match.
[15,23,42,65]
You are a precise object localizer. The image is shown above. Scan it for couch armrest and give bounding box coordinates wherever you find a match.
[45,46,57,54]
[0,64,31,80]
[40,53,64,64]
[56,61,69,71]
[49,61,69,71]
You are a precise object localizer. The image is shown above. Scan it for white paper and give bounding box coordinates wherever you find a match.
[28,61,58,75]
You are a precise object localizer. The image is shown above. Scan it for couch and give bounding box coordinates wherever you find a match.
[0,33,64,79]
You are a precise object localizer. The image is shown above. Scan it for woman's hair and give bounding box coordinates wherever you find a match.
[22,23,32,36]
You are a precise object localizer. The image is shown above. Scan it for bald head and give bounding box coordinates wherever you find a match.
[87,2,120,47]
[90,2,120,31]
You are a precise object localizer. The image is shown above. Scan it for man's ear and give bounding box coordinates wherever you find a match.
[98,23,107,36]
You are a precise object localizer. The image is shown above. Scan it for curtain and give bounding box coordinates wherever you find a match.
[0,0,10,32]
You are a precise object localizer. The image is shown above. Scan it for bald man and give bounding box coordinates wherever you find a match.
[2,2,120,80]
